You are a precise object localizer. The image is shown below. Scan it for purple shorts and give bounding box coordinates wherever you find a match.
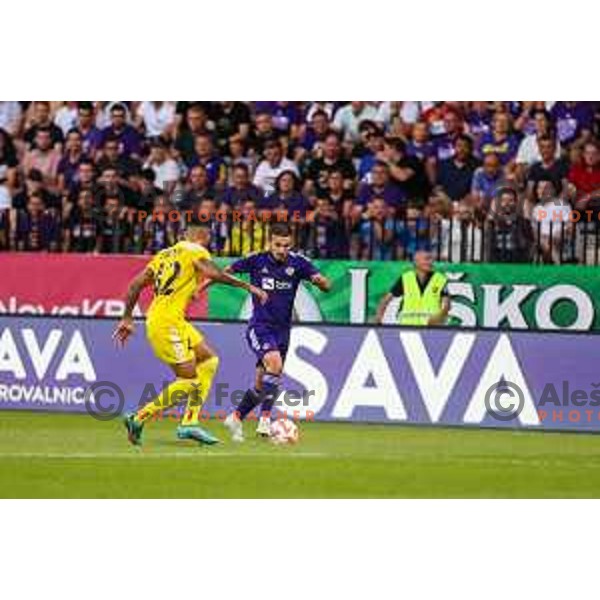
[246,325,290,365]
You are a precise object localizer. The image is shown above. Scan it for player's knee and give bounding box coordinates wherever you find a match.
[194,342,216,363]
[175,362,197,380]
[263,355,283,375]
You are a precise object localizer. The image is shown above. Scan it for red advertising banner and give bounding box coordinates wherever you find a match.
[0,253,208,318]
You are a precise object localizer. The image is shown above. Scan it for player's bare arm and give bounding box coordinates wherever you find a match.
[194,258,268,304]
[195,264,233,296]
[310,273,332,292]
[112,267,154,347]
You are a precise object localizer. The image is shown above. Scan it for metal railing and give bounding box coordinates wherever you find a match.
[1,208,599,265]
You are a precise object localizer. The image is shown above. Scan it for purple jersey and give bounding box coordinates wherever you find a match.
[550,102,595,144]
[230,251,319,330]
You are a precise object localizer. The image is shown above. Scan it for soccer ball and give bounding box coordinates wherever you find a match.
[269,419,299,445]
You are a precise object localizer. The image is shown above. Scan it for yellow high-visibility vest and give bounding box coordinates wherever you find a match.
[398,270,447,326]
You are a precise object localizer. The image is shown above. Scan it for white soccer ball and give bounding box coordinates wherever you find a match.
[269,419,300,445]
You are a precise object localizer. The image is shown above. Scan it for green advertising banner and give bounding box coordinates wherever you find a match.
[209,259,600,331]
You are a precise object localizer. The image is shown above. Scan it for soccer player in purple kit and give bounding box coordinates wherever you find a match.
[223,222,331,441]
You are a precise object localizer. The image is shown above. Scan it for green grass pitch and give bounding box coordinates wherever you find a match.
[1,411,600,498]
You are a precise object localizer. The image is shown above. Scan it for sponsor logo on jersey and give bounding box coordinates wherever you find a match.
[261,277,275,290]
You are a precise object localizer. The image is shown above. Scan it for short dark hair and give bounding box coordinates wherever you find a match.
[141,168,156,183]
[110,103,127,114]
[455,134,473,149]
[275,169,300,191]
[27,169,44,182]
[28,191,45,203]
[385,137,406,154]
[264,138,282,150]
[532,109,551,121]
[311,109,329,121]
[103,134,120,147]
[270,222,292,238]
[358,119,379,134]
[188,103,206,114]
[538,134,556,145]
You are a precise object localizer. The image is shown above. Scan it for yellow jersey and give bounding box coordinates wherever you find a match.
[146,240,211,324]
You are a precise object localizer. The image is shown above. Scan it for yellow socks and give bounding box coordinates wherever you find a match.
[181,356,219,426]
[135,356,219,426]
[136,377,200,424]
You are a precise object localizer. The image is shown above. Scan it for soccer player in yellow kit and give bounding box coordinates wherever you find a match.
[113,220,267,446]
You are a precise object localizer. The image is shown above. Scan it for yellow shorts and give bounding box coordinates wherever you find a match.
[146,318,204,365]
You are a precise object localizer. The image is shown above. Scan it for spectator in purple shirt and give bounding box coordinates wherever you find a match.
[359,197,397,260]
[465,101,492,140]
[190,133,227,189]
[434,110,463,162]
[407,121,436,162]
[311,196,347,258]
[258,170,309,218]
[407,121,437,184]
[76,102,102,157]
[13,192,60,251]
[471,152,505,209]
[550,101,595,146]
[357,160,405,211]
[255,101,302,139]
[100,103,142,158]
[143,195,179,254]
[219,163,262,209]
[298,109,330,158]
[357,127,386,181]
[476,112,519,166]
[67,159,98,204]
[58,129,87,193]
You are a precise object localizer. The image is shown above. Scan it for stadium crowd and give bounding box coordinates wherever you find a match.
[0,101,599,263]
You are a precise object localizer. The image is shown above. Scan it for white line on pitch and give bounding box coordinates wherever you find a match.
[0,451,328,459]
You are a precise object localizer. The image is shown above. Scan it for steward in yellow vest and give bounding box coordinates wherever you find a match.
[375,250,450,326]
